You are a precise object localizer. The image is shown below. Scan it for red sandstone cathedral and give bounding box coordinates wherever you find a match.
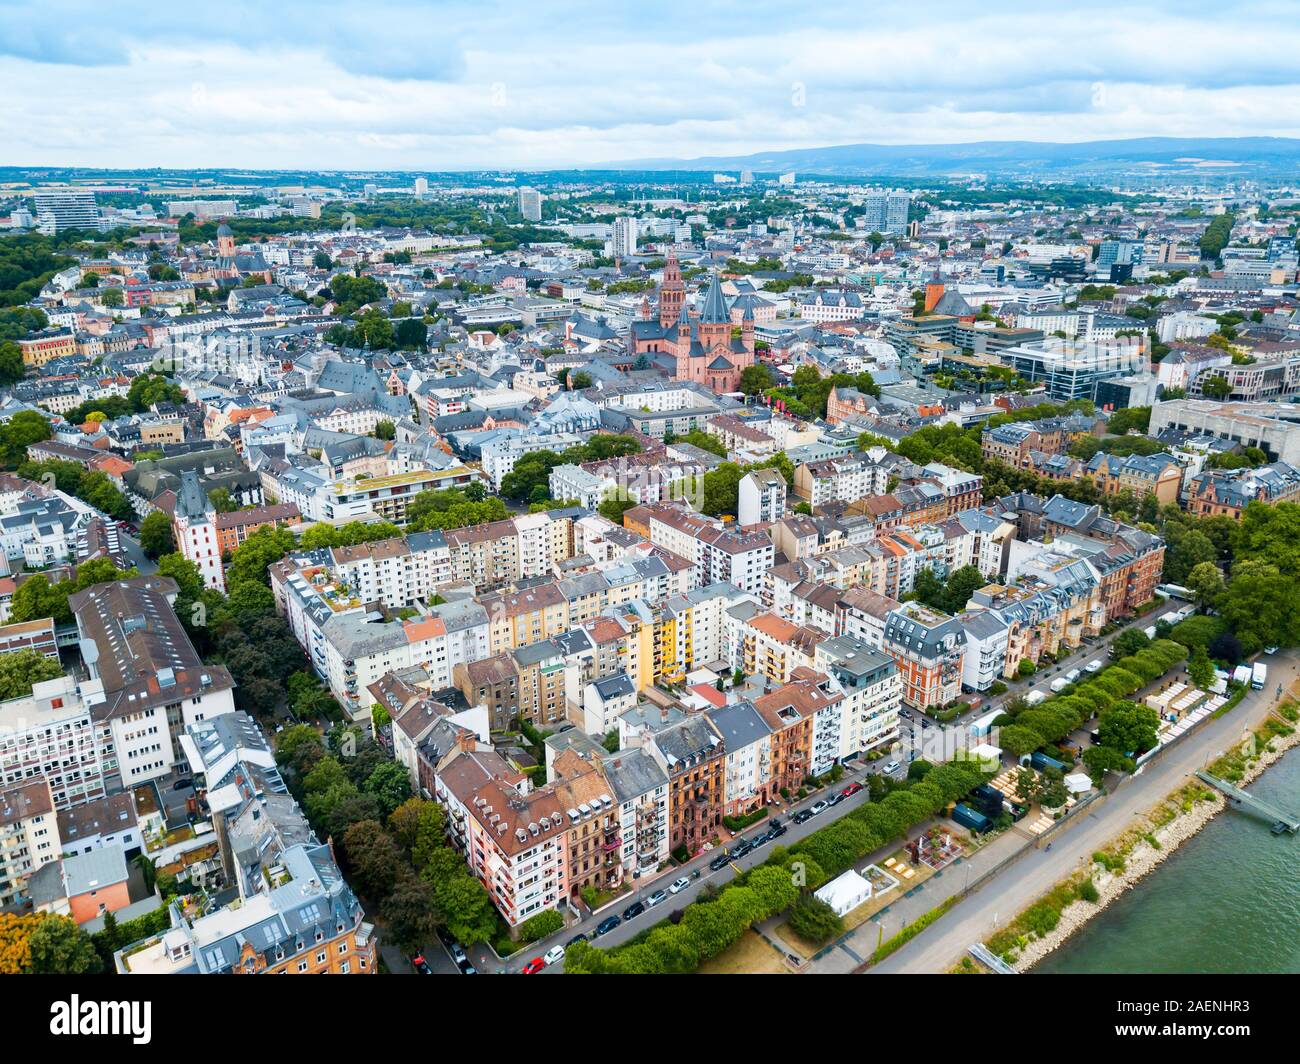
[629,254,755,393]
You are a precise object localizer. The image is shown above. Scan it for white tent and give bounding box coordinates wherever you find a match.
[1063,772,1092,796]
[815,869,872,917]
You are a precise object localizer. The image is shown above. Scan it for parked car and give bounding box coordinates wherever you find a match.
[594,916,621,937]
[411,954,432,975]
[827,792,846,807]
[566,932,589,948]
[459,961,477,975]
[731,838,753,858]
[708,851,732,871]
[622,900,645,921]
[1085,659,1103,673]
[841,783,862,797]
[884,760,901,774]
[668,876,691,894]
[522,956,545,975]
[792,809,814,825]
[450,944,468,965]
[544,945,565,966]
[808,800,828,816]
[1265,646,1280,655]
[768,819,788,838]
[749,831,771,848]
[645,889,669,908]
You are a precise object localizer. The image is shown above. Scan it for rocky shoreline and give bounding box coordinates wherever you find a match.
[1014,713,1300,971]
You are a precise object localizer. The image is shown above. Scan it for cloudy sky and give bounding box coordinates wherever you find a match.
[3,0,1300,170]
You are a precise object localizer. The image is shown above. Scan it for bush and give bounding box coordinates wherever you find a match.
[786,894,843,945]
[1079,878,1100,903]
[517,910,564,944]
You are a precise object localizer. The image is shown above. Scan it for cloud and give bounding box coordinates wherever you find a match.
[1,0,1299,168]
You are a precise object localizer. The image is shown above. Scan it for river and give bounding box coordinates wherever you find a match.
[1036,746,1300,974]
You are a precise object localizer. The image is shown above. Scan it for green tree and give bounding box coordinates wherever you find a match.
[138,509,175,558]
[0,648,64,700]
[27,914,102,974]
[0,410,51,468]
[1098,700,1159,756]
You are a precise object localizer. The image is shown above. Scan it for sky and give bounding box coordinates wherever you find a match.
[3,0,1300,171]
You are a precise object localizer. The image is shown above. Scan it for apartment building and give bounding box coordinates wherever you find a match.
[705,701,773,816]
[1185,461,1300,518]
[453,653,521,732]
[643,715,725,856]
[435,745,621,927]
[1086,451,1184,506]
[602,748,670,878]
[737,468,788,526]
[794,450,891,509]
[0,779,59,907]
[635,502,774,595]
[881,602,967,709]
[272,555,490,722]
[741,611,828,686]
[814,636,903,759]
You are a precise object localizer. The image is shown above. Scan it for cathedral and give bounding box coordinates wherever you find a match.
[629,254,756,393]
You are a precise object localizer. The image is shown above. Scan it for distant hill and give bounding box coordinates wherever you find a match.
[613,137,1300,177]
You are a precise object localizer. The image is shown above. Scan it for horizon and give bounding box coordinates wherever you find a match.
[5,1,1300,170]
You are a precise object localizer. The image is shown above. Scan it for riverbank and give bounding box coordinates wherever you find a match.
[993,704,1300,972]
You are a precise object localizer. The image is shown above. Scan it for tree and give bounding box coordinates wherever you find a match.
[1111,628,1151,659]
[138,510,175,558]
[428,870,497,946]
[1082,745,1136,781]
[0,410,51,468]
[381,871,440,952]
[373,419,396,440]
[8,573,73,626]
[1219,558,1300,653]
[363,761,413,818]
[1098,700,1159,756]
[313,251,333,270]
[739,364,775,396]
[100,287,123,308]
[341,819,406,899]
[1185,561,1225,610]
[998,725,1045,758]
[1187,648,1215,690]
[27,914,101,974]
[786,894,843,945]
[0,648,64,700]
[0,339,24,386]
[1202,376,1232,400]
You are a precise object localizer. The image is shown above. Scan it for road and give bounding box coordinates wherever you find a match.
[118,528,157,575]
[871,648,1299,974]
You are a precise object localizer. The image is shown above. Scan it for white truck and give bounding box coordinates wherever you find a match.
[1049,677,1070,693]
[1252,662,1268,690]
[1025,689,1048,706]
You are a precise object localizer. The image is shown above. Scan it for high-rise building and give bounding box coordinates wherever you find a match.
[414,176,429,197]
[518,186,542,222]
[611,215,638,259]
[33,190,103,235]
[861,190,911,235]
